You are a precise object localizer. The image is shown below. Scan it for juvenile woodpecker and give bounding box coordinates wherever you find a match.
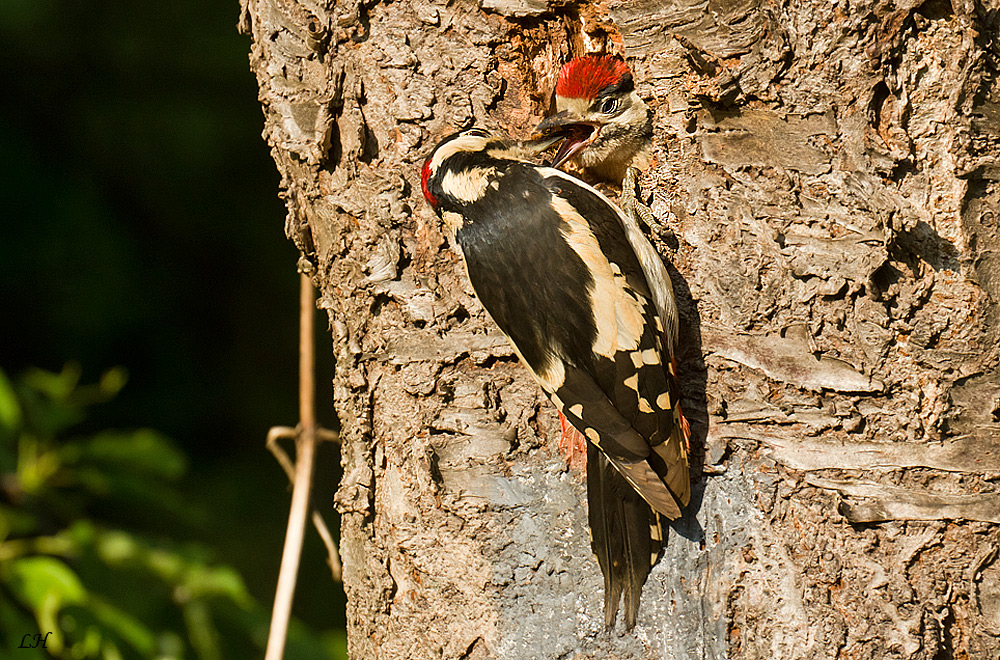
[535,54,654,183]
[422,128,690,629]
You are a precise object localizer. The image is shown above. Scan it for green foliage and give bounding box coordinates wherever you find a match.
[0,366,343,660]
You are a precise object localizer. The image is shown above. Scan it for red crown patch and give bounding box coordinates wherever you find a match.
[555,54,631,101]
[421,157,437,206]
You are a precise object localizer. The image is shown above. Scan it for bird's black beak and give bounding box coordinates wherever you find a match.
[515,133,565,157]
[533,111,599,169]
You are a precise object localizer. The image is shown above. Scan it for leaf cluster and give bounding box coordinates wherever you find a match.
[0,365,343,660]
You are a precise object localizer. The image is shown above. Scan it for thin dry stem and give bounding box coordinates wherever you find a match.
[266,425,343,581]
[265,273,324,660]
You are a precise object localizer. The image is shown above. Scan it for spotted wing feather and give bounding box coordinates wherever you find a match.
[541,170,690,512]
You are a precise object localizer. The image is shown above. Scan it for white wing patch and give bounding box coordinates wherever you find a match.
[496,328,566,394]
[549,194,644,359]
[541,167,678,353]
[537,358,566,394]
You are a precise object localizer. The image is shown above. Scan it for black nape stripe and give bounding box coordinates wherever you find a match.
[596,72,634,100]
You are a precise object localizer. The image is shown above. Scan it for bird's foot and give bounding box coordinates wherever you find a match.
[622,166,678,247]
[622,167,660,232]
[558,411,588,471]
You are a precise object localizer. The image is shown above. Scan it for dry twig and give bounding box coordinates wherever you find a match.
[264,271,341,660]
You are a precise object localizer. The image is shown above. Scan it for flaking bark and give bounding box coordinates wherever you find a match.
[242,0,1000,657]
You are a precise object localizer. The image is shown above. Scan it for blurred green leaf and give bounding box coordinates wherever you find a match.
[156,630,185,660]
[22,363,83,403]
[87,529,252,606]
[97,367,129,399]
[16,434,60,495]
[182,600,220,660]
[3,555,86,610]
[0,367,22,431]
[102,641,125,660]
[181,564,251,605]
[89,597,159,657]
[0,594,50,659]
[324,630,349,660]
[0,503,38,541]
[3,555,85,649]
[16,366,86,437]
[62,429,185,481]
[63,617,103,658]
[93,528,141,564]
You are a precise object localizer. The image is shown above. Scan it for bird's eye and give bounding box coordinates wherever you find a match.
[599,97,619,114]
[465,128,491,138]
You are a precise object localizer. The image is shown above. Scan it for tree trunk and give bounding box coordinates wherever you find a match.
[241,0,1000,657]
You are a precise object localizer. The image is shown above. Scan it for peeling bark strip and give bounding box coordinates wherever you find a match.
[242,0,1000,657]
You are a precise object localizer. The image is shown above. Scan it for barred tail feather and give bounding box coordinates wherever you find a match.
[587,443,663,630]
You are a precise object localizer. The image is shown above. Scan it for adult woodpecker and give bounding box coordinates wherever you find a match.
[535,54,654,183]
[421,127,690,629]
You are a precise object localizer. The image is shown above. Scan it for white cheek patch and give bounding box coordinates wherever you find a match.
[440,167,496,202]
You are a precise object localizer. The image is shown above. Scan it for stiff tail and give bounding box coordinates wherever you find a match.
[587,442,664,630]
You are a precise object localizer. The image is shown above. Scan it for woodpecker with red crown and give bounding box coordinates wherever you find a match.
[535,54,654,183]
[421,124,690,629]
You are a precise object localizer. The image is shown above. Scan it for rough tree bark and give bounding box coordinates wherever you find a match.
[241,0,1000,657]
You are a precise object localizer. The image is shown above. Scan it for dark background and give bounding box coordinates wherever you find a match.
[0,0,344,648]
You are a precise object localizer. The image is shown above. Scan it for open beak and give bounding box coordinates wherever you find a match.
[533,111,599,169]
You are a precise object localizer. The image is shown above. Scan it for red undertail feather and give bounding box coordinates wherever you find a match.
[678,404,691,454]
[556,54,630,101]
[670,354,691,454]
[558,411,587,471]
